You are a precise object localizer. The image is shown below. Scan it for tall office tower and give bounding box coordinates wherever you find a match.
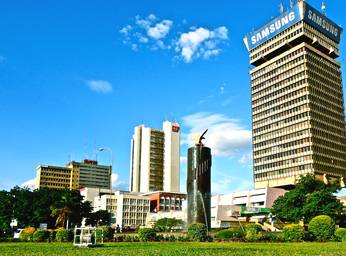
[163,121,180,192]
[244,1,346,189]
[129,121,180,193]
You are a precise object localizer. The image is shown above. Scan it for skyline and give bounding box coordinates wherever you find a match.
[1,0,346,195]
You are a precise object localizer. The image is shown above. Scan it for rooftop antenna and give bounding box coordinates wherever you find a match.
[279,1,284,14]
[321,1,326,16]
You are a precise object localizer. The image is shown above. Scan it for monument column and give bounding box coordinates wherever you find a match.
[187,130,212,229]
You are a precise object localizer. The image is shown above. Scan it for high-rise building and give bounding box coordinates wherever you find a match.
[244,1,346,189]
[36,159,111,190]
[129,121,180,193]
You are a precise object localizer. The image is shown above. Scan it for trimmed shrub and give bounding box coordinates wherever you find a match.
[55,228,69,242]
[282,224,304,242]
[214,228,244,240]
[19,227,36,242]
[334,228,346,242]
[245,224,263,242]
[308,215,335,242]
[187,223,208,242]
[138,228,156,242]
[114,235,124,242]
[262,232,282,242]
[177,235,190,242]
[245,224,262,233]
[33,229,49,242]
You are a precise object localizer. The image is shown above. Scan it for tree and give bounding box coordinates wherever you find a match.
[0,187,92,231]
[85,210,110,226]
[154,218,184,232]
[0,191,14,236]
[272,174,345,224]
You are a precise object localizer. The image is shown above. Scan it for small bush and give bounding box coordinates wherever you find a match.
[187,223,208,242]
[334,228,346,242]
[177,235,190,242]
[262,232,282,242]
[282,224,304,242]
[33,229,49,242]
[245,224,263,242]
[168,235,177,242]
[99,226,114,242]
[55,228,69,242]
[48,229,56,242]
[115,235,124,242]
[19,227,36,242]
[308,215,335,242]
[214,228,244,240]
[138,228,156,242]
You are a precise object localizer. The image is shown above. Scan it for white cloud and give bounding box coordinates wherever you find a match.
[119,25,132,37]
[21,178,36,190]
[111,173,127,190]
[239,153,253,165]
[86,80,113,94]
[176,26,228,63]
[181,112,252,157]
[180,156,187,165]
[120,14,173,51]
[211,174,253,195]
[147,20,173,40]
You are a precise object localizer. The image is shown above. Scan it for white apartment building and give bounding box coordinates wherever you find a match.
[129,121,180,193]
[93,191,150,228]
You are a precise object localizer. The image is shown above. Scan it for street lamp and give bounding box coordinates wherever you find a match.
[98,147,115,226]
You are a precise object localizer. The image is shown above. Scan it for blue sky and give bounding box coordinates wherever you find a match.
[1,0,345,195]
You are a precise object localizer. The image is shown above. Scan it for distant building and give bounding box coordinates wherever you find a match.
[36,165,79,190]
[92,190,150,228]
[68,160,111,190]
[129,121,180,193]
[36,159,111,190]
[142,191,186,212]
[211,188,286,228]
[244,1,346,189]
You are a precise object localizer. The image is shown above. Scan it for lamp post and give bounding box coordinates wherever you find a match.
[98,147,115,226]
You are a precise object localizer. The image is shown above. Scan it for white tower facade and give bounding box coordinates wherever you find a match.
[129,121,180,193]
[163,121,181,192]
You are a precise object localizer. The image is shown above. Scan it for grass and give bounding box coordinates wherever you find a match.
[0,242,345,256]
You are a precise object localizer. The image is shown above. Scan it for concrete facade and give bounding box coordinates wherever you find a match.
[211,188,286,228]
[93,191,150,228]
[129,121,180,193]
[246,2,346,189]
[36,160,111,190]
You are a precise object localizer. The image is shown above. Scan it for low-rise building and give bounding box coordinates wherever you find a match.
[211,187,287,228]
[141,191,186,213]
[93,191,150,228]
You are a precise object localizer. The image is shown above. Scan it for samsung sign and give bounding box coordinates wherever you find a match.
[245,3,342,50]
[304,3,341,43]
[247,6,302,50]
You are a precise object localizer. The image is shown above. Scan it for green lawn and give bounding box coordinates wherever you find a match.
[0,242,345,256]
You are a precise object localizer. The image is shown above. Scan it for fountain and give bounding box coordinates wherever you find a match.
[187,130,212,230]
